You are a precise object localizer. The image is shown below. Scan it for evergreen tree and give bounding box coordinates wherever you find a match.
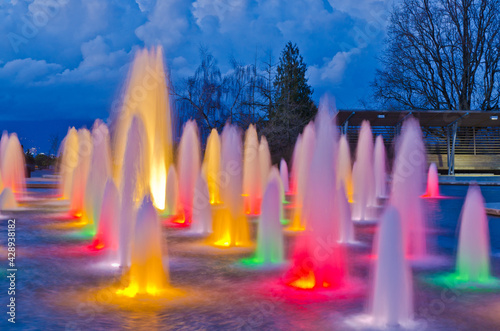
[264,41,317,162]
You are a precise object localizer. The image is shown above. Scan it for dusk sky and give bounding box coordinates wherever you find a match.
[1,0,392,151]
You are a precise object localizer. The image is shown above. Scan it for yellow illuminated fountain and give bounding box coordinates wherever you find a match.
[203,128,221,205]
[112,46,173,211]
[117,196,169,297]
[243,124,261,215]
[58,127,79,200]
[210,124,251,247]
[68,128,92,218]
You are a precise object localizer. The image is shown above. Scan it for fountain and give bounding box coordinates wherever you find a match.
[279,159,289,194]
[289,135,302,195]
[336,134,353,202]
[352,121,376,221]
[176,120,201,225]
[68,129,92,218]
[82,121,112,235]
[203,128,221,205]
[164,165,179,216]
[243,124,261,215]
[259,136,271,195]
[284,107,346,289]
[189,173,212,235]
[424,163,440,198]
[0,188,18,210]
[91,180,120,261]
[456,185,492,283]
[391,118,427,259]
[112,46,172,210]
[118,116,149,267]
[0,133,26,198]
[241,173,284,267]
[337,184,354,244]
[117,196,168,297]
[374,135,387,199]
[369,206,413,326]
[58,127,79,199]
[210,124,250,247]
[288,122,316,231]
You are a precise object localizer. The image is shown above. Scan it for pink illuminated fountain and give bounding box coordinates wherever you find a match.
[284,105,346,289]
[189,173,212,236]
[424,163,440,198]
[259,136,271,195]
[176,120,201,225]
[391,118,427,259]
[92,180,120,261]
[289,135,302,195]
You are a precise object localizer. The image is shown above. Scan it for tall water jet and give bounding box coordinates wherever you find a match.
[456,185,491,283]
[425,163,440,198]
[242,174,284,267]
[288,123,316,231]
[190,173,212,235]
[259,136,271,195]
[82,121,112,235]
[118,116,149,267]
[370,206,413,326]
[336,135,353,201]
[284,108,345,289]
[289,135,302,195]
[68,129,92,218]
[203,128,221,205]
[58,128,79,199]
[164,165,179,216]
[279,159,289,194]
[352,121,376,221]
[391,118,426,259]
[0,133,26,198]
[176,120,201,224]
[211,124,250,247]
[92,180,120,261]
[374,135,387,199]
[117,196,168,297]
[337,184,354,244]
[112,46,172,210]
[242,125,261,215]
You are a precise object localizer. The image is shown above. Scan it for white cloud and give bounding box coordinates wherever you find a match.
[0,58,62,85]
[308,47,361,86]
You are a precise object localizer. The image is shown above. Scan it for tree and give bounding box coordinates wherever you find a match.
[373,0,500,111]
[264,42,317,162]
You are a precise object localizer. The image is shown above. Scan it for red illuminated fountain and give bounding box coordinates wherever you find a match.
[422,162,441,198]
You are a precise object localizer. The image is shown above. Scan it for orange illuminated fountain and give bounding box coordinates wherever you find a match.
[68,128,92,218]
[112,46,172,211]
[284,107,346,289]
[203,128,221,205]
[175,120,201,225]
[288,122,316,231]
[0,132,26,200]
[210,124,250,247]
[117,196,169,297]
[165,164,179,216]
[336,134,353,202]
[243,124,261,215]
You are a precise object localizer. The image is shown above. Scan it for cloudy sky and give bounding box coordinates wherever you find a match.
[0,0,392,131]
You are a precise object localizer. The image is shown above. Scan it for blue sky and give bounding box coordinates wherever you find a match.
[0,0,392,150]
